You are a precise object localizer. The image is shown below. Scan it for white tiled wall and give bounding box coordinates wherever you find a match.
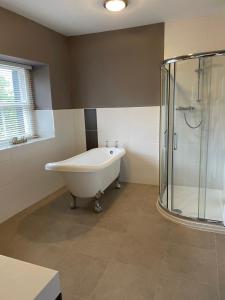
[0,109,86,223]
[0,106,159,222]
[97,107,160,185]
[34,110,55,139]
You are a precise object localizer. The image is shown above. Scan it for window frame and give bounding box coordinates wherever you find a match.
[0,61,36,148]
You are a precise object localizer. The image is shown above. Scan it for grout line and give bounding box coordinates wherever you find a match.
[87,257,114,299]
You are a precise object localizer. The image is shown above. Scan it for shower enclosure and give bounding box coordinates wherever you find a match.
[159,50,225,229]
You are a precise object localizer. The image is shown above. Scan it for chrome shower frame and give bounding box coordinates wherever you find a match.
[158,50,225,233]
[162,50,225,66]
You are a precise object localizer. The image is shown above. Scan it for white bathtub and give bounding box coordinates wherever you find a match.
[45,147,126,199]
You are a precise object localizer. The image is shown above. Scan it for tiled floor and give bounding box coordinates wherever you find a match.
[0,183,224,300]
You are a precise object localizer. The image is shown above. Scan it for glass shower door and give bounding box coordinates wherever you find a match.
[201,55,225,222]
[160,51,225,226]
[159,66,169,208]
[172,59,202,218]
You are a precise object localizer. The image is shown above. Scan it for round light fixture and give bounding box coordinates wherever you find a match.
[104,0,128,12]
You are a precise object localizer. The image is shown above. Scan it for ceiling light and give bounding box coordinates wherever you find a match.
[104,0,128,12]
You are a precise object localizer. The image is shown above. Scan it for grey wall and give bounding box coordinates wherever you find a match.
[69,23,164,108]
[0,7,164,110]
[0,7,71,110]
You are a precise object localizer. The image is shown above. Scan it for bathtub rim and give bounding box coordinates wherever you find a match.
[45,147,126,173]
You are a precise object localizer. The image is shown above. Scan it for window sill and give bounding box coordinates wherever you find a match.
[0,136,55,151]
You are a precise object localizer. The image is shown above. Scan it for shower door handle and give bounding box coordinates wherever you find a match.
[173,133,178,150]
[164,130,167,148]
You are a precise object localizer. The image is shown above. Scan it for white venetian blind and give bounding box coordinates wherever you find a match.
[0,61,36,146]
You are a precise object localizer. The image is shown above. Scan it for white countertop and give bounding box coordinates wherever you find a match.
[0,255,61,300]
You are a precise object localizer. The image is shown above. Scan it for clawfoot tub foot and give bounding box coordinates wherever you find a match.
[115,179,121,189]
[70,194,78,209]
[94,192,103,213]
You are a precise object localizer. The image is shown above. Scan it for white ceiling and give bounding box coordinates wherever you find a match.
[0,0,225,36]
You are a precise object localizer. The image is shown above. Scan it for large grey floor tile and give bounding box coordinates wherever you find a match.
[126,210,171,241]
[0,219,20,252]
[154,276,219,300]
[109,184,159,215]
[116,233,166,269]
[215,234,225,285]
[219,284,225,300]
[17,214,90,244]
[56,252,107,299]
[0,235,47,265]
[90,260,158,300]
[0,233,72,269]
[160,242,218,286]
[97,212,136,233]
[71,226,124,261]
[168,225,216,249]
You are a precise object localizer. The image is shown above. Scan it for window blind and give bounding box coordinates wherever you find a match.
[0,62,36,147]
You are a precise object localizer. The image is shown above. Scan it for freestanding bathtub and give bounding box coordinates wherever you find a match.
[45,147,126,212]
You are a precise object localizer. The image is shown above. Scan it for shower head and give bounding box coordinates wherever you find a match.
[176,106,195,111]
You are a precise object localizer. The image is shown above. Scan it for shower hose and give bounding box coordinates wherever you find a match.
[184,112,202,129]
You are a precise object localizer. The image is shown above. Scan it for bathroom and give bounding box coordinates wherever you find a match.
[0,1,225,299]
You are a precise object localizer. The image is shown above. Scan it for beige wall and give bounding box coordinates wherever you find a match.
[164,14,225,59]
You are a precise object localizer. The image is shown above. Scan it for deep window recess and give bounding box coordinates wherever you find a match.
[0,61,36,148]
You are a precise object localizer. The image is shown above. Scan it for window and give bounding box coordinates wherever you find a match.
[0,62,35,148]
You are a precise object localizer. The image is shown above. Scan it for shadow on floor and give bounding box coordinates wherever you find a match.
[17,182,129,243]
